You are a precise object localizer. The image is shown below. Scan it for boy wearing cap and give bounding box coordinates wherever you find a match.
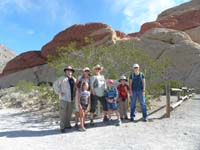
[105,79,121,126]
[117,75,130,120]
[53,66,76,133]
[129,64,147,122]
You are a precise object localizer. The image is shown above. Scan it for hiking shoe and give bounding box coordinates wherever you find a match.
[125,116,129,120]
[103,116,109,122]
[115,120,122,126]
[130,118,134,121]
[74,123,79,128]
[79,127,86,132]
[143,118,148,122]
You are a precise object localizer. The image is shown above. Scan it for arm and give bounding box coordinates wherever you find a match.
[142,78,146,95]
[78,91,82,110]
[129,79,133,96]
[90,76,95,95]
[53,77,62,95]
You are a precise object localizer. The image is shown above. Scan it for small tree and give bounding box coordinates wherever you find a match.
[47,38,170,103]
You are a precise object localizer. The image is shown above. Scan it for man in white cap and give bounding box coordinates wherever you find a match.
[53,66,76,133]
[129,64,147,122]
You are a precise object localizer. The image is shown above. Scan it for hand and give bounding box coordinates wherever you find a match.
[79,104,82,110]
[142,91,145,96]
[129,91,133,96]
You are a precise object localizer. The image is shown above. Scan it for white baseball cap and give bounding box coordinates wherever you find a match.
[133,64,139,68]
[83,67,90,72]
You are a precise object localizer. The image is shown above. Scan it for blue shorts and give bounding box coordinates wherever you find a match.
[107,102,118,110]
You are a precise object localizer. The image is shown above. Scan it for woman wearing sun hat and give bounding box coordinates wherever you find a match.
[53,66,76,133]
[89,64,108,125]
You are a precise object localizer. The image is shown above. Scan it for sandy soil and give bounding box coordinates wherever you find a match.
[0,95,200,150]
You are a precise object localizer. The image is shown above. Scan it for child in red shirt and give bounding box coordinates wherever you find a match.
[117,75,130,120]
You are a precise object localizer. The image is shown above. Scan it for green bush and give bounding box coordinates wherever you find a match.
[16,80,36,93]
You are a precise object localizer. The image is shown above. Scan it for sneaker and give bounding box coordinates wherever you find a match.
[115,120,122,126]
[143,118,148,122]
[74,123,78,127]
[103,116,109,122]
[79,127,86,132]
[60,129,65,133]
[125,116,129,120]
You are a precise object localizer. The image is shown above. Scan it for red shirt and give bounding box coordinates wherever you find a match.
[117,84,129,99]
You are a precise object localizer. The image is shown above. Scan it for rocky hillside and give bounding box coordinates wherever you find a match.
[0,0,200,88]
[0,44,16,73]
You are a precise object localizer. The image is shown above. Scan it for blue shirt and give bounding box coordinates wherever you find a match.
[129,72,144,91]
[105,86,118,99]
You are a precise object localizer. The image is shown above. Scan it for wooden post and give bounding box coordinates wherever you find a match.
[166,81,171,118]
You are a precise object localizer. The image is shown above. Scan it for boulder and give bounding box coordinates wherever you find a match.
[41,22,119,59]
[1,51,46,76]
[128,0,200,44]
[121,28,200,88]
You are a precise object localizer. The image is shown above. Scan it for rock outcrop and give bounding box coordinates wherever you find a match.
[0,44,16,73]
[128,0,200,44]
[1,51,46,76]
[41,23,119,59]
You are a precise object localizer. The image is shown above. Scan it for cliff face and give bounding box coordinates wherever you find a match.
[128,0,200,44]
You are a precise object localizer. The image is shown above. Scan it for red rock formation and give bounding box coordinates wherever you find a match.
[128,10,200,38]
[1,51,46,76]
[115,30,126,39]
[41,22,117,59]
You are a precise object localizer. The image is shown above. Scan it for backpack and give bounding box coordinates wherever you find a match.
[119,84,128,98]
[131,72,143,80]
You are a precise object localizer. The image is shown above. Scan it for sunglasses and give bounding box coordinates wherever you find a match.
[95,68,101,70]
[134,67,138,69]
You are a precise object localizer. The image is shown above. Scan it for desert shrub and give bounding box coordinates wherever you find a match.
[36,85,59,110]
[16,80,36,93]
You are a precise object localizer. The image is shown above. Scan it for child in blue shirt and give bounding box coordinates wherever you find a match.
[104,79,121,126]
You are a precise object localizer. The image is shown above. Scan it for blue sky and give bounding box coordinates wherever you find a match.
[0,0,190,55]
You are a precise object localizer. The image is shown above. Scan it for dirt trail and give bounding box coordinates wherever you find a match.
[0,95,200,150]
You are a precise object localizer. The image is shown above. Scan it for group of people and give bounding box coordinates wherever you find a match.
[53,64,147,133]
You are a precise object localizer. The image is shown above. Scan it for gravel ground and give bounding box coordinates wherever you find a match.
[0,95,200,150]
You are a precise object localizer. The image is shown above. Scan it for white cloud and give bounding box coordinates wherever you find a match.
[105,0,190,33]
[27,30,34,35]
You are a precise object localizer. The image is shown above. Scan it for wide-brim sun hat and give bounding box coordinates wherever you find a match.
[119,75,128,82]
[64,66,75,72]
[92,64,104,72]
[83,67,90,72]
[133,64,139,68]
